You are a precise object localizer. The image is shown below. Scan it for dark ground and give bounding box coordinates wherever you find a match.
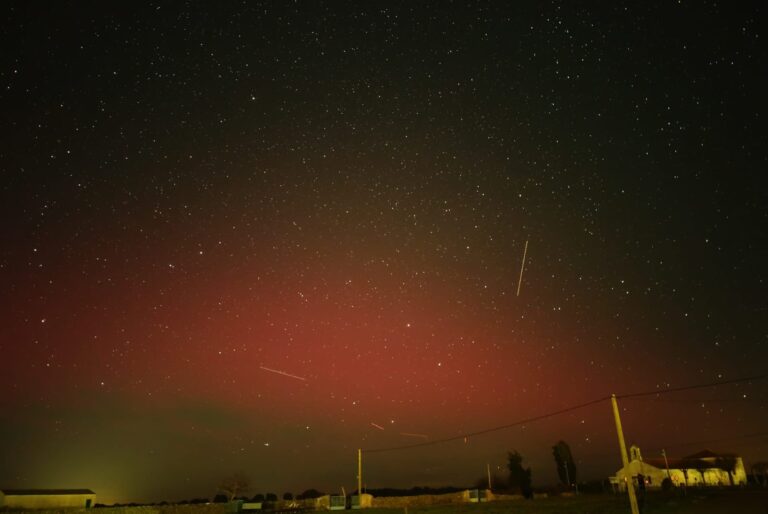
[365,489,768,514]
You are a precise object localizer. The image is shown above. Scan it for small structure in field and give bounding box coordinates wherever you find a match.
[0,488,96,509]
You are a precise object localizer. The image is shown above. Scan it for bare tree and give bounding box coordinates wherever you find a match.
[219,472,250,501]
[752,462,768,487]
[715,456,737,485]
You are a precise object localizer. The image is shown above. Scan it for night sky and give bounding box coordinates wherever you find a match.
[2,1,767,504]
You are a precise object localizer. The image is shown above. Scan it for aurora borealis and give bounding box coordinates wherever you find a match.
[2,1,766,504]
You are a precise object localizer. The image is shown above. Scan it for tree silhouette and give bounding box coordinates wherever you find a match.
[552,440,577,488]
[297,489,325,500]
[714,456,737,485]
[507,450,533,499]
[283,492,294,500]
[219,472,249,502]
[752,462,768,487]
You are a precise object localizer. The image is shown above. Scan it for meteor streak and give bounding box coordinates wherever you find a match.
[516,239,529,297]
[259,366,306,381]
[370,422,385,430]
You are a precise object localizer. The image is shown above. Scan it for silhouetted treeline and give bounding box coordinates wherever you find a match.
[363,486,467,497]
[296,489,325,500]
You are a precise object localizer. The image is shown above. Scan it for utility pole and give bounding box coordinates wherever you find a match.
[611,394,639,514]
[662,449,671,479]
[357,448,363,506]
[486,462,492,491]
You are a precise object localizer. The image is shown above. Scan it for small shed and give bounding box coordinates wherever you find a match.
[0,489,96,509]
[329,495,346,510]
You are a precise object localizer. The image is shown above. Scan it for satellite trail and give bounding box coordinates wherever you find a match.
[516,239,529,296]
[259,366,306,381]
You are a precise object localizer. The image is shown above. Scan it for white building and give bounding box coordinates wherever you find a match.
[610,447,747,491]
[0,489,96,509]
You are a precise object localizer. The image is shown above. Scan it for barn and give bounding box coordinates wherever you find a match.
[0,489,96,509]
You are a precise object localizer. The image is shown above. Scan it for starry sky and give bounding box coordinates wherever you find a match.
[2,1,767,504]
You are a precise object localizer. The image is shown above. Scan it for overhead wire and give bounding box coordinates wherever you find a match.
[615,371,768,400]
[363,396,608,454]
[647,429,768,451]
[362,371,768,454]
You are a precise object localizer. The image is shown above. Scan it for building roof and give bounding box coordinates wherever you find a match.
[0,489,95,496]
[684,449,736,460]
[643,457,710,470]
[642,449,739,471]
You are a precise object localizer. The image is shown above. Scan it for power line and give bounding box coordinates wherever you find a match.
[620,396,763,404]
[647,429,768,451]
[363,396,608,454]
[616,371,768,400]
[362,371,768,454]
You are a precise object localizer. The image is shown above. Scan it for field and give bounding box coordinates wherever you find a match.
[362,490,768,514]
[3,491,765,514]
